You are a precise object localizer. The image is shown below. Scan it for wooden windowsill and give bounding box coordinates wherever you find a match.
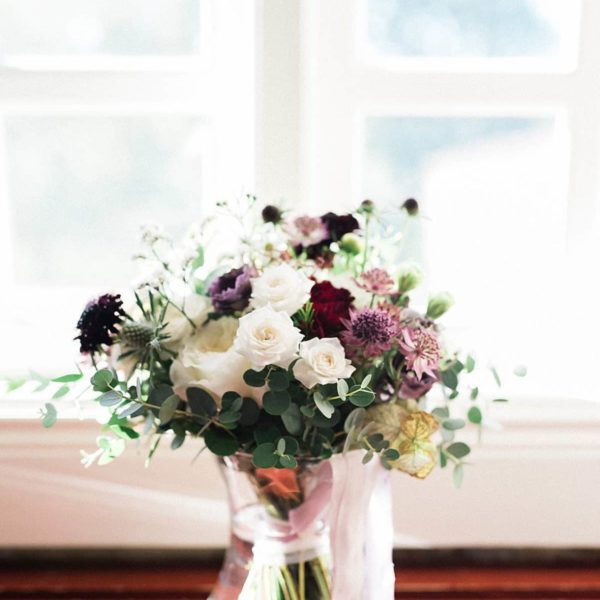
[1,549,600,599]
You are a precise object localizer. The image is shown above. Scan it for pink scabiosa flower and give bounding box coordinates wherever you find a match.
[356,268,395,295]
[284,215,328,248]
[341,307,398,358]
[398,327,441,380]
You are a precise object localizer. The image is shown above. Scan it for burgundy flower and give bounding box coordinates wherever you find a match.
[208,266,253,313]
[320,212,359,241]
[310,281,354,337]
[76,294,124,354]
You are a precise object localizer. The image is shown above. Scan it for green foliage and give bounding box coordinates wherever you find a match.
[204,428,238,456]
[158,395,180,424]
[252,442,278,468]
[243,368,268,387]
[91,369,115,392]
[52,373,83,383]
[98,391,122,407]
[40,403,57,428]
[268,370,289,392]
[442,418,465,431]
[187,387,216,417]
[446,442,471,459]
[313,391,334,418]
[467,406,482,424]
[453,463,464,489]
[347,386,375,407]
[263,390,291,416]
[441,369,458,390]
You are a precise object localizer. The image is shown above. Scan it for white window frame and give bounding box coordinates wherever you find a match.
[0,0,255,394]
[1,0,600,550]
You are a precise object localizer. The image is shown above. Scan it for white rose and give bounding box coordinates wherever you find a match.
[233,305,302,369]
[182,317,238,357]
[170,349,262,405]
[293,337,355,389]
[163,294,211,349]
[250,263,312,315]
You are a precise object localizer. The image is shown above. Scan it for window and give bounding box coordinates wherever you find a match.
[302,0,599,406]
[0,0,255,386]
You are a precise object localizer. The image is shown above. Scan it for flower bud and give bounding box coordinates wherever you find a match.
[359,198,375,215]
[261,204,283,225]
[402,198,419,216]
[397,261,423,293]
[426,292,454,319]
[338,233,363,256]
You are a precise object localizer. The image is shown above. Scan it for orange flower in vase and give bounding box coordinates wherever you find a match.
[256,467,301,502]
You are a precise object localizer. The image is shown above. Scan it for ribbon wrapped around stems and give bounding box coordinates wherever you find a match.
[290,451,395,600]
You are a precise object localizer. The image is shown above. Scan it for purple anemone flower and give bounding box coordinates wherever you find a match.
[208,266,253,313]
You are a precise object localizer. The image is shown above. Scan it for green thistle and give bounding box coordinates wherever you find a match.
[120,321,155,349]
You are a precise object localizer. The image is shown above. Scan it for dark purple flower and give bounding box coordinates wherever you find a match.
[320,212,360,241]
[399,369,438,399]
[208,266,253,313]
[76,294,124,354]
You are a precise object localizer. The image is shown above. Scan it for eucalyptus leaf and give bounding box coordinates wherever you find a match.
[313,392,334,418]
[204,428,238,456]
[465,355,475,373]
[52,385,69,400]
[441,369,458,390]
[453,463,464,488]
[158,395,180,424]
[263,390,291,416]
[243,368,267,387]
[187,387,216,417]
[268,370,290,392]
[239,398,261,426]
[98,390,122,407]
[446,442,471,459]
[252,442,278,468]
[281,403,303,435]
[41,402,57,428]
[348,388,375,408]
[442,418,466,431]
[91,369,114,392]
[52,373,83,383]
[337,379,349,400]
[468,406,482,424]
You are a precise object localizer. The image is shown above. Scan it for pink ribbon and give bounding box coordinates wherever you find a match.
[289,451,395,600]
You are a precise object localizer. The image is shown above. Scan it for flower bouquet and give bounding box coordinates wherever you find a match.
[31,197,512,600]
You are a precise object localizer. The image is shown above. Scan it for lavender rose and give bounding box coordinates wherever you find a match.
[208,266,253,313]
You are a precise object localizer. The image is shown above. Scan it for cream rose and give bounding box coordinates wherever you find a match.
[170,349,261,405]
[250,263,312,315]
[233,305,302,369]
[293,337,355,389]
[162,293,211,349]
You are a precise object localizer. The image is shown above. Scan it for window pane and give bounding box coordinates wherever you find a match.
[5,115,205,287]
[362,116,589,399]
[0,0,202,57]
[367,0,579,60]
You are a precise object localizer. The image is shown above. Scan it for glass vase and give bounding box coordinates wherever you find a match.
[209,453,332,600]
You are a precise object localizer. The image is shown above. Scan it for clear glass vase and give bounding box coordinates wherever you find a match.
[209,453,332,600]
